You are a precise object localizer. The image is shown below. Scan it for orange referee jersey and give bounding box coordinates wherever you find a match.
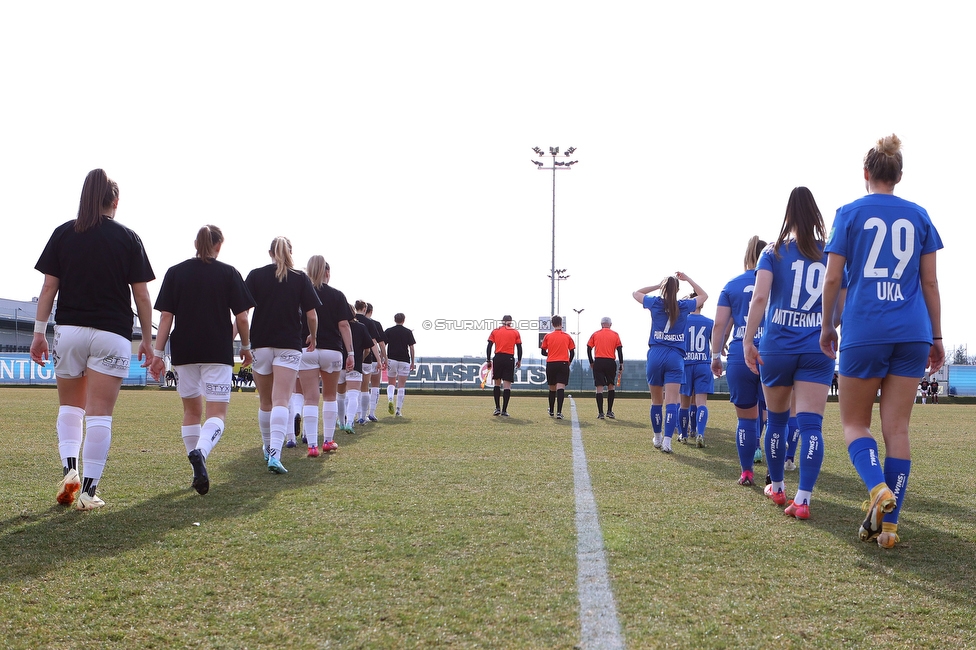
[541,329,575,362]
[489,326,522,355]
[587,328,622,359]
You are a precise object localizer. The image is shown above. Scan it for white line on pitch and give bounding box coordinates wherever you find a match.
[569,397,625,649]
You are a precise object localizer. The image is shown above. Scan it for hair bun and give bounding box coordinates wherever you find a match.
[877,133,902,156]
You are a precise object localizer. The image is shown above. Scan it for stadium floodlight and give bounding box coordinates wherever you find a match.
[548,269,570,314]
[531,146,579,316]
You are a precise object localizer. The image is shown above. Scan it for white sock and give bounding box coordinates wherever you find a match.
[322,401,338,442]
[57,405,85,467]
[360,392,370,420]
[397,389,405,410]
[258,409,272,450]
[182,424,201,453]
[288,393,304,422]
[197,417,224,458]
[303,405,319,447]
[772,480,785,494]
[336,394,346,427]
[794,489,813,506]
[82,415,112,484]
[387,384,395,401]
[345,390,361,425]
[369,387,380,416]
[269,406,288,458]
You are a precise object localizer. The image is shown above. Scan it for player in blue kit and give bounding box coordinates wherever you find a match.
[679,295,713,448]
[711,236,767,486]
[633,273,707,454]
[821,134,944,549]
[743,187,833,519]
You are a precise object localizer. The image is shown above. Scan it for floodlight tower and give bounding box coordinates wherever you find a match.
[531,146,578,316]
[548,269,569,315]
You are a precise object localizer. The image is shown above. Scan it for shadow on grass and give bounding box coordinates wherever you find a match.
[0,446,331,585]
[663,427,976,609]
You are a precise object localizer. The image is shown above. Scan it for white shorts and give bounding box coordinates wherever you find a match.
[361,362,376,375]
[387,359,412,378]
[175,364,233,402]
[300,348,343,373]
[52,325,131,379]
[344,370,363,383]
[252,348,302,375]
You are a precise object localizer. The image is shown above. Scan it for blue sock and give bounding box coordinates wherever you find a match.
[650,405,663,433]
[736,418,758,471]
[756,416,764,447]
[847,437,886,492]
[696,406,709,436]
[678,408,689,436]
[796,412,824,493]
[765,410,790,483]
[689,405,698,434]
[785,416,800,459]
[882,457,911,524]
[665,404,679,439]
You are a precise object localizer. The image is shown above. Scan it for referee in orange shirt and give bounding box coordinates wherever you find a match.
[487,315,523,416]
[541,315,576,419]
[587,316,624,419]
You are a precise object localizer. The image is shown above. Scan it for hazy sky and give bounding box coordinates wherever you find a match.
[2,3,971,359]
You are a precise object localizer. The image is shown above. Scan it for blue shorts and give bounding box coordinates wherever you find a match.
[681,363,714,396]
[759,352,834,387]
[840,342,931,379]
[726,361,761,409]
[646,346,685,387]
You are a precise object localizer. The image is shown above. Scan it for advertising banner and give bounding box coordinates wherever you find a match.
[0,354,148,386]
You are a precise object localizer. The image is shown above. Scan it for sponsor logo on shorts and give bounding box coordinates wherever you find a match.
[280,350,302,364]
[207,383,232,395]
[101,355,130,372]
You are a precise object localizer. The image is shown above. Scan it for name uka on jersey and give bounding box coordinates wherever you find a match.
[876,280,905,301]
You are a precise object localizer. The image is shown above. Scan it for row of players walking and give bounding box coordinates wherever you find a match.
[30,133,943,551]
[488,134,943,550]
[30,168,415,508]
[639,134,942,550]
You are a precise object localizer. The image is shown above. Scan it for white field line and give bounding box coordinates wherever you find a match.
[570,397,625,649]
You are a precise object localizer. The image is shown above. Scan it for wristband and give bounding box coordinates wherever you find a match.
[153,349,164,358]
[34,320,47,334]
[711,353,722,361]
[347,352,355,356]
[240,344,251,351]
[933,337,943,340]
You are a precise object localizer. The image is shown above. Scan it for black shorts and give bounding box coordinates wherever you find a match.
[492,353,516,382]
[546,361,570,386]
[592,358,617,387]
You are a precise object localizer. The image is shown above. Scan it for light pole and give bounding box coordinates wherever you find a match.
[548,269,569,315]
[532,146,578,316]
[573,307,584,390]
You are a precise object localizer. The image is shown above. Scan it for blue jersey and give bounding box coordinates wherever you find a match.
[716,270,762,363]
[643,295,698,351]
[826,193,943,348]
[683,312,714,365]
[757,240,826,355]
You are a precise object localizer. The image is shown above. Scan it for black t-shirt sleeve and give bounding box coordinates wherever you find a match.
[127,229,155,284]
[300,274,321,312]
[228,267,256,315]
